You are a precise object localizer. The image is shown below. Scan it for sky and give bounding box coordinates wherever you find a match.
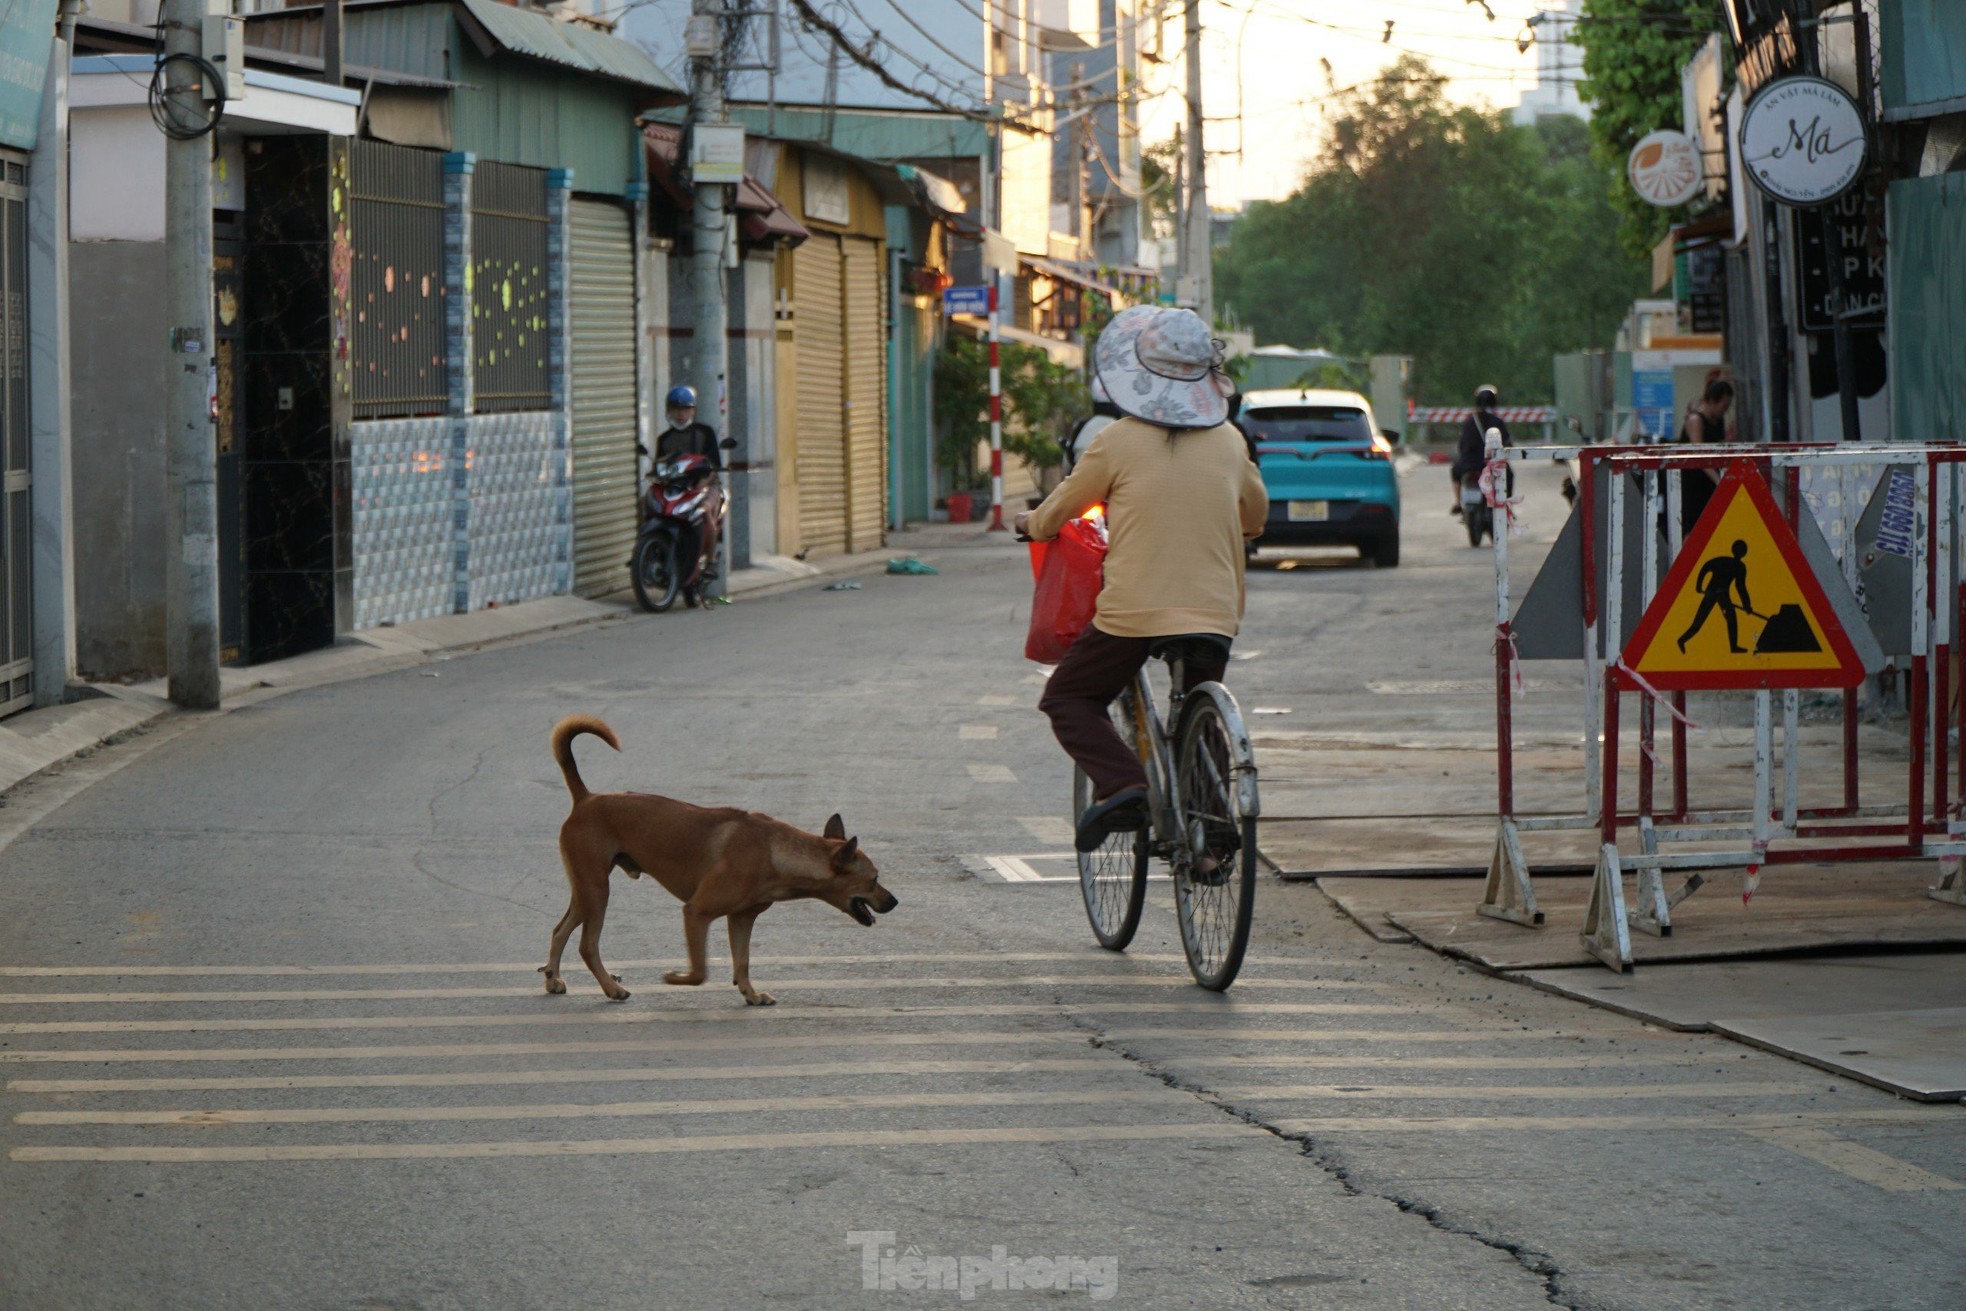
[617,0,1578,206]
[1163,0,1578,203]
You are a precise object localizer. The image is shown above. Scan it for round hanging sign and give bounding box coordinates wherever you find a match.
[1627,130,1704,208]
[1738,76,1869,206]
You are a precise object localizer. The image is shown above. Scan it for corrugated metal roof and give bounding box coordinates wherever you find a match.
[246,2,681,97]
[455,0,679,95]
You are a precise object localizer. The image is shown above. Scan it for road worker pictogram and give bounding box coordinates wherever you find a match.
[1621,461,1865,690]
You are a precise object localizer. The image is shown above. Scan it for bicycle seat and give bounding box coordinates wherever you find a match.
[1148,633,1233,669]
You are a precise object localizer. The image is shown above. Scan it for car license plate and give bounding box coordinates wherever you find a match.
[1288,501,1329,522]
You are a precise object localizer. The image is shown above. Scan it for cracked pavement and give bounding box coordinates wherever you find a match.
[1,468,1961,1309]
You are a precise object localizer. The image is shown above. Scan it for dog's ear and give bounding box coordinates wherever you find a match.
[823,813,846,840]
[832,836,859,868]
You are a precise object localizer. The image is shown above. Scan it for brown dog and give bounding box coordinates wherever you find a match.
[540,715,898,1006]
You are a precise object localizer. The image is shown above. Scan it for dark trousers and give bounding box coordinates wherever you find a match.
[1039,626,1228,801]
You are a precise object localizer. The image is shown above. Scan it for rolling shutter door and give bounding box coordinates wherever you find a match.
[841,238,886,553]
[568,199,638,597]
[795,234,848,558]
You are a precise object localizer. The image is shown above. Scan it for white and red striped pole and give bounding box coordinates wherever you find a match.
[987,280,1006,530]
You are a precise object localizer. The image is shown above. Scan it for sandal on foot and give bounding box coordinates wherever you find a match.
[1075,786,1149,852]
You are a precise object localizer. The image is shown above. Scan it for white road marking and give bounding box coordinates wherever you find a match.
[1024,671,1052,684]
[0,995,1404,1037]
[959,725,1000,741]
[1217,1081,1818,1102]
[976,695,1017,706]
[1744,1126,1963,1192]
[967,764,1017,782]
[2,1027,1549,1072]
[1269,1110,1960,1134]
[0,977,1396,1010]
[0,952,1302,978]
[984,856,1045,882]
[10,1122,1263,1165]
[17,1088,1178,1127]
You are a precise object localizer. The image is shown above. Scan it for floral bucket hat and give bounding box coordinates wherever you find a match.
[1092,306,1229,430]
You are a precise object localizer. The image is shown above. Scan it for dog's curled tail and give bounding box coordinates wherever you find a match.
[551,714,620,802]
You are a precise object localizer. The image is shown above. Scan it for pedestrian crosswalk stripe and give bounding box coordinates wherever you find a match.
[8,1057,1127,1096]
[0,976,1393,1006]
[9,1121,1264,1164]
[16,1087,1181,1127]
[967,764,1017,782]
[0,952,1320,978]
[0,1027,1546,1069]
[0,999,1406,1038]
[1214,1081,1816,1101]
[1744,1126,1963,1192]
[1269,1109,1958,1134]
[959,725,1000,740]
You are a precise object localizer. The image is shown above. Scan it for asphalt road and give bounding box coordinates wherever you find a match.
[1,464,1961,1310]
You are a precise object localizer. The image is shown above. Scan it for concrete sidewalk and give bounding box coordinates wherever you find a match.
[0,521,1006,798]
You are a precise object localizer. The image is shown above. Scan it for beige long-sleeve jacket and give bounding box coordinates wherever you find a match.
[1026,417,1269,639]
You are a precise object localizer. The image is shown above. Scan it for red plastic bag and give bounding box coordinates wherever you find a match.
[1025,516,1107,663]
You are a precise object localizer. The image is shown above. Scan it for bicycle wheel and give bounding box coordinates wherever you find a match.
[1171,687,1258,990]
[1075,691,1150,951]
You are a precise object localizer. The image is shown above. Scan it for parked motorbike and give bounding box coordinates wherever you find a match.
[631,438,738,612]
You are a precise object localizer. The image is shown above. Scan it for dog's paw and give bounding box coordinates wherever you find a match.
[537,966,567,996]
[743,990,776,1007]
[662,970,706,987]
[604,984,631,1002]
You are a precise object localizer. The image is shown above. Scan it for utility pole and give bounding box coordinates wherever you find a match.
[688,0,734,593]
[163,0,219,709]
[1181,0,1211,325]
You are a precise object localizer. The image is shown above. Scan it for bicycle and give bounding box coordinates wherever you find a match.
[1074,634,1261,990]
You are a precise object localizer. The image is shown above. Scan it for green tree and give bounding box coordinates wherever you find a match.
[1574,0,1727,258]
[933,337,1089,485]
[1213,57,1644,406]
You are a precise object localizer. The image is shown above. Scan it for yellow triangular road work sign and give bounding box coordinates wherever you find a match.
[1621,461,1865,690]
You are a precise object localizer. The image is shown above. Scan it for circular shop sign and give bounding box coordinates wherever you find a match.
[1739,76,1869,206]
[1627,130,1704,208]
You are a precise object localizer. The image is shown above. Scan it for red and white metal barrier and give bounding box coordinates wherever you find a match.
[1410,406,1556,425]
[1480,441,1966,971]
[987,282,1005,532]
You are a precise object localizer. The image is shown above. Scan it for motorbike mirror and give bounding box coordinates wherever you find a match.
[719,437,739,450]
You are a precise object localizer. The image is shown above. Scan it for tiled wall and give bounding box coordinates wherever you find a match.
[350,417,454,629]
[461,411,572,612]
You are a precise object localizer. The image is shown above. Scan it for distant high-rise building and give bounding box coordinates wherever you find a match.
[1513,1,1590,126]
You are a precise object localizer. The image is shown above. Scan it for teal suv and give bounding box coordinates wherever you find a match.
[1242,388,1401,568]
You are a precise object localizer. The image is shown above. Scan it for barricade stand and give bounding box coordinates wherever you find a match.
[1477,442,1966,972]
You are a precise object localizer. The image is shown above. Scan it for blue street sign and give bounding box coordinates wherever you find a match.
[942,285,991,316]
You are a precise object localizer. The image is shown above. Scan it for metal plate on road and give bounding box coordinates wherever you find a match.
[1288,501,1329,522]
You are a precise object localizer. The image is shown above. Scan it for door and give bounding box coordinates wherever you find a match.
[0,157,30,718]
[841,237,886,552]
[567,198,639,597]
[794,234,847,558]
[213,218,246,663]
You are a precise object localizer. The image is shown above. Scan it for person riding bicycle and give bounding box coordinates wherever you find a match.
[1014,306,1269,852]
[1451,384,1511,515]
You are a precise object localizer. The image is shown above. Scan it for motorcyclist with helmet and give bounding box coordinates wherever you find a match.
[651,385,724,469]
[1450,384,1511,515]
